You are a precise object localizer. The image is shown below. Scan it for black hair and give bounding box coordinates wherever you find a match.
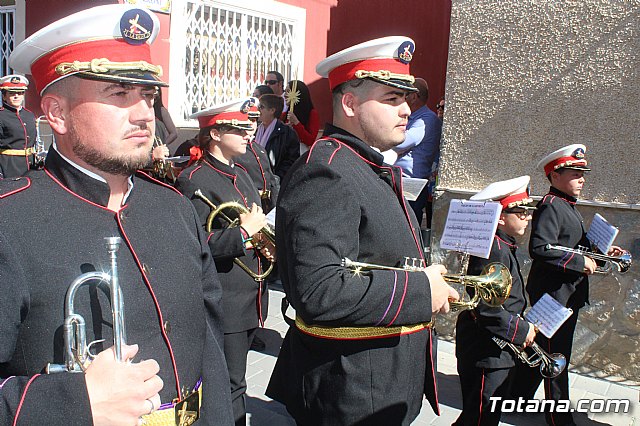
[266,70,284,82]
[286,80,314,127]
[253,85,274,97]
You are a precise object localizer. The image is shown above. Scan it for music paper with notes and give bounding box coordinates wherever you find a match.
[439,200,502,259]
[525,293,573,338]
[586,213,619,254]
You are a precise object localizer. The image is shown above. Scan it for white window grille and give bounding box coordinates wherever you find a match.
[169,0,306,127]
[0,6,15,76]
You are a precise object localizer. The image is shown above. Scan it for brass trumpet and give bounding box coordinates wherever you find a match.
[341,258,512,310]
[545,244,632,274]
[195,189,275,281]
[47,237,126,373]
[492,336,566,378]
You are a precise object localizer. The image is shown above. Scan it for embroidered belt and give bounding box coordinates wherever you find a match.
[140,383,202,426]
[0,147,34,156]
[295,315,433,340]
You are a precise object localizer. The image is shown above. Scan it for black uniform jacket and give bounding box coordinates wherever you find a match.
[527,186,590,309]
[0,148,233,425]
[455,229,530,369]
[235,141,280,212]
[263,119,300,179]
[0,103,37,178]
[175,153,269,334]
[266,124,438,425]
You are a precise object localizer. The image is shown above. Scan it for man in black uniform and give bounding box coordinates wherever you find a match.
[1,5,233,425]
[175,99,273,425]
[454,176,537,426]
[0,74,37,178]
[266,36,458,425]
[513,144,622,425]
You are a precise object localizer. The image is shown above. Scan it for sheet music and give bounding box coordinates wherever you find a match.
[525,293,573,338]
[586,213,619,254]
[439,200,502,259]
[402,178,429,201]
[265,208,276,228]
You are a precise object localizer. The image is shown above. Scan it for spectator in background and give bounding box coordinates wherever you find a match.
[253,84,274,98]
[285,80,320,153]
[154,87,178,147]
[254,93,299,179]
[436,96,445,120]
[393,77,442,226]
[265,71,289,115]
[264,71,285,97]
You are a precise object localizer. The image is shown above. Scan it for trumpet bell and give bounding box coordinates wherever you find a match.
[445,262,512,310]
[541,352,567,378]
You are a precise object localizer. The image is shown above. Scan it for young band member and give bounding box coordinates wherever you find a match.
[0,5,233,424]
[513,144,624,425]
[453,176,537,426]
[175,99,273,425]
[0,74,37,178]
[266,36,458,425]
[235,101,280,212]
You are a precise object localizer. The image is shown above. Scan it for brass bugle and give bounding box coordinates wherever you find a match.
[47,237,126,373]
[341,258,512,310]
[195,189,275,281]
[545,244,632,274]
[492,336,566,378]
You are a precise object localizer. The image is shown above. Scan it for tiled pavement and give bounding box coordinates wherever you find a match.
[245,288,639,426]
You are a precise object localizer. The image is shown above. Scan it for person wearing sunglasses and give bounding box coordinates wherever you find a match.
[436,96,445,120]
[454,175,537,426]
[264,70,285,97]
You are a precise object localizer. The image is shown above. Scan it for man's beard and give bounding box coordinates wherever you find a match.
[69,126,153,176]
[72,142,152,176]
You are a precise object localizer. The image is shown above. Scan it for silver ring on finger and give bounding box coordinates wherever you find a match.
[146,398,156,414]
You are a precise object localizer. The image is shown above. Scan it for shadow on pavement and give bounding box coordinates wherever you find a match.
[251,327,284,357]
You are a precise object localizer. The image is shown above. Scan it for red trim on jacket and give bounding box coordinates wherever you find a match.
[0,177,31,199]
[116,212,183,399]
[12,374,40,426]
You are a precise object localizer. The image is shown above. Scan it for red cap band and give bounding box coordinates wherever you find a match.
[499,191,530,209]
[197,110,251,129]
[31,39,153,94]
[1,82,27,90]
[328,58,410,91]
[543,156,588,176]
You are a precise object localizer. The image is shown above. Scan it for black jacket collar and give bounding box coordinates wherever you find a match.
[321,123,385,166]
[549,186,578,204]
[495,228,517,249]
[1,102,20,113]
[203,152,237,177]
[44,147,114,207]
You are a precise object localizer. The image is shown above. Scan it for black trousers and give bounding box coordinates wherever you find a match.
[224,328,258,426]
[511,310,579,426]
[453,362,513,426]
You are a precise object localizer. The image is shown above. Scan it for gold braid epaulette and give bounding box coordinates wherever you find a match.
[354,70,415,83]
[295,315,432,340]
[55,58,163,77]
